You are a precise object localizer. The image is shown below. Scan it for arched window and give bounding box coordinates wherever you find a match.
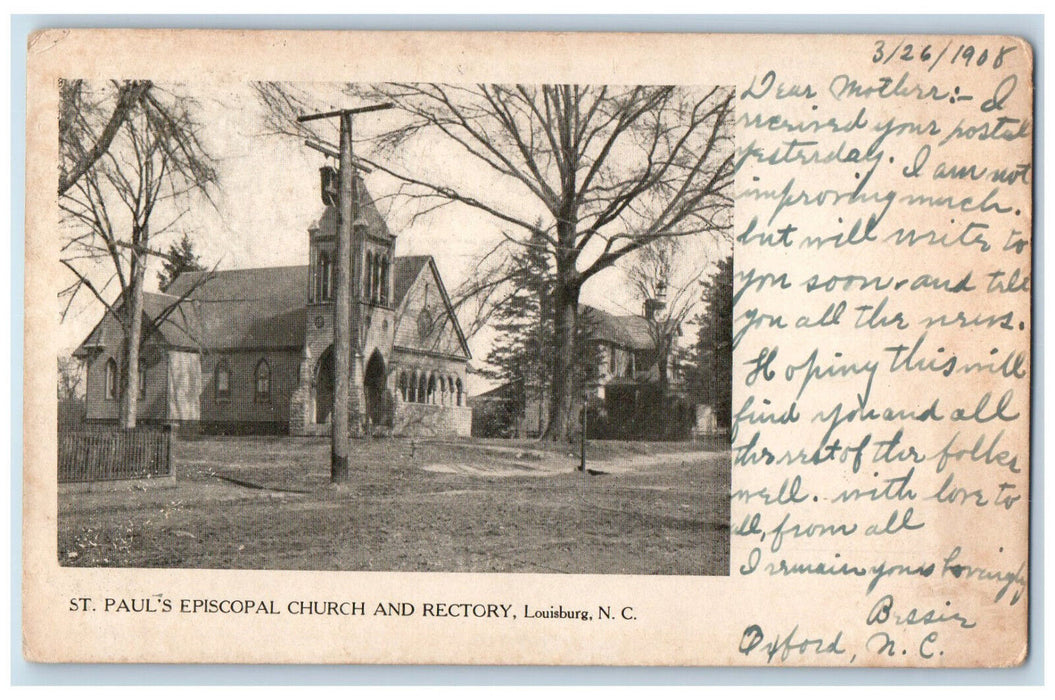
[417,307,433,341]
[317,252,332,302]
[427,373,437,405]
[364,252,374,302]
[417,372,427,405]
[104,358,118,400]
[384,254,392,303]
[215,360,231,401]
[456,378,464,406]
[370,252,380,302]
[408,370,418,403]
[138,358,148,400]
[399,371,408,402]
[254,358,271,403]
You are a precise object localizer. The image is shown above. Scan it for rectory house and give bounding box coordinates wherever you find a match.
[472,302,689,439]
[75,177,473,437]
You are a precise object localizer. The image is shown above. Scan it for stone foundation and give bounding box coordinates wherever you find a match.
[394,403,471,437]
[289,345,315,436]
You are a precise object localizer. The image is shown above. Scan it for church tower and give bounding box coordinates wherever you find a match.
[291,167,398,435]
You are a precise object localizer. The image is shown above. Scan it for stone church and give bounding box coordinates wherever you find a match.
[75,177,473,437]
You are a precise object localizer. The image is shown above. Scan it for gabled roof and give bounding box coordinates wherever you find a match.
[164,266,308,350]
[392,255,472,360]
[580,305,655,351]
[77,255,468,356]
[164,265,306,304]
[73,176,475,357]
[75,291,206,357]
[392,256,430,308]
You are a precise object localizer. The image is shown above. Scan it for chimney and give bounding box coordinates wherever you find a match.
[644,281,668,321]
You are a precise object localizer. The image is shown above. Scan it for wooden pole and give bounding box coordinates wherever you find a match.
[297,103,393,483]
[331,113,353,483]
[348,122,366,439]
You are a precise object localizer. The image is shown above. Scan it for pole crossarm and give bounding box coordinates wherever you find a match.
[296,103,396,123]
[304,139,373,173]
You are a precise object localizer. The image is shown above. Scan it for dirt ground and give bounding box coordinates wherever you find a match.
[58,435,731,576]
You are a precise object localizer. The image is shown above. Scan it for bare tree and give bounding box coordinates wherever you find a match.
[254,82,734,440]
[59,81,217,429]
[624,237,720,388]
[57,354,84,401]
[59,79,153,196]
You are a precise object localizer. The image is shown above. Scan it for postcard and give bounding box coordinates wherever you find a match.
[23,29,1032,665]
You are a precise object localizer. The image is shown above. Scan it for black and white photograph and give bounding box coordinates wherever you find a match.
[55,80,735,576]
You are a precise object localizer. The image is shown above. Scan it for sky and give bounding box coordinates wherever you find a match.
[58,82,730,394]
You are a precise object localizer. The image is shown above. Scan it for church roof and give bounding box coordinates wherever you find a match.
[392,256,430,307]
[580,304,655,351]
[163,266,307,350]
[75,291,207,355]
[118,258,456,352]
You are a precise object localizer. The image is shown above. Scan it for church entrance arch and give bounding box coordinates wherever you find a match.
[315,346,334,424]
[364,350,387,429]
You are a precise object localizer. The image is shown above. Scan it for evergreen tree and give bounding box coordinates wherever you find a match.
[689,255,733,428]
[157,233,205,291]
[482,232,556,435]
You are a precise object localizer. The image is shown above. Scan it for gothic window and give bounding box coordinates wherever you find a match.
[417,307,433,341]
[104,358,117,400]
[417,372,427,404]
[375,254,384,303]
[215,360,231,402]
[365,252,374,302]
[456,378,464,407]
[138,358,147,400]
[254,358,271,403]
[365,254,373,301]
[399,371,408,401]
[379,257,389,306]
[317,252,332,302]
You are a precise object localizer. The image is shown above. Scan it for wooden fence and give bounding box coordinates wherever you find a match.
[58,424,172,483]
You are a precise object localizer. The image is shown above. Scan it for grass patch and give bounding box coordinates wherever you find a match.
[58,436,730,575]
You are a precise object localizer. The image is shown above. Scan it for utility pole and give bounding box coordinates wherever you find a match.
[579,321,587,475]
[298,103,393,483]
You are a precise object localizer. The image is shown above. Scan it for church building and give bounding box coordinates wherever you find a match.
[74,177,473,437]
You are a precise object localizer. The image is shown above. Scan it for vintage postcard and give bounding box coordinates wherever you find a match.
[23,30,1032,665]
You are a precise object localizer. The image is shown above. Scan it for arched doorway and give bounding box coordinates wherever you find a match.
[364,350,387,428]
[315,346,334,424]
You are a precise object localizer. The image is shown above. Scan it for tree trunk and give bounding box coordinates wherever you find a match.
[657,329,670,390]
[543,280,579,441]
[119,248,146,430]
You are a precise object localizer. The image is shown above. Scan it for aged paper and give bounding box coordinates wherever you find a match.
[24,30,1032,666]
